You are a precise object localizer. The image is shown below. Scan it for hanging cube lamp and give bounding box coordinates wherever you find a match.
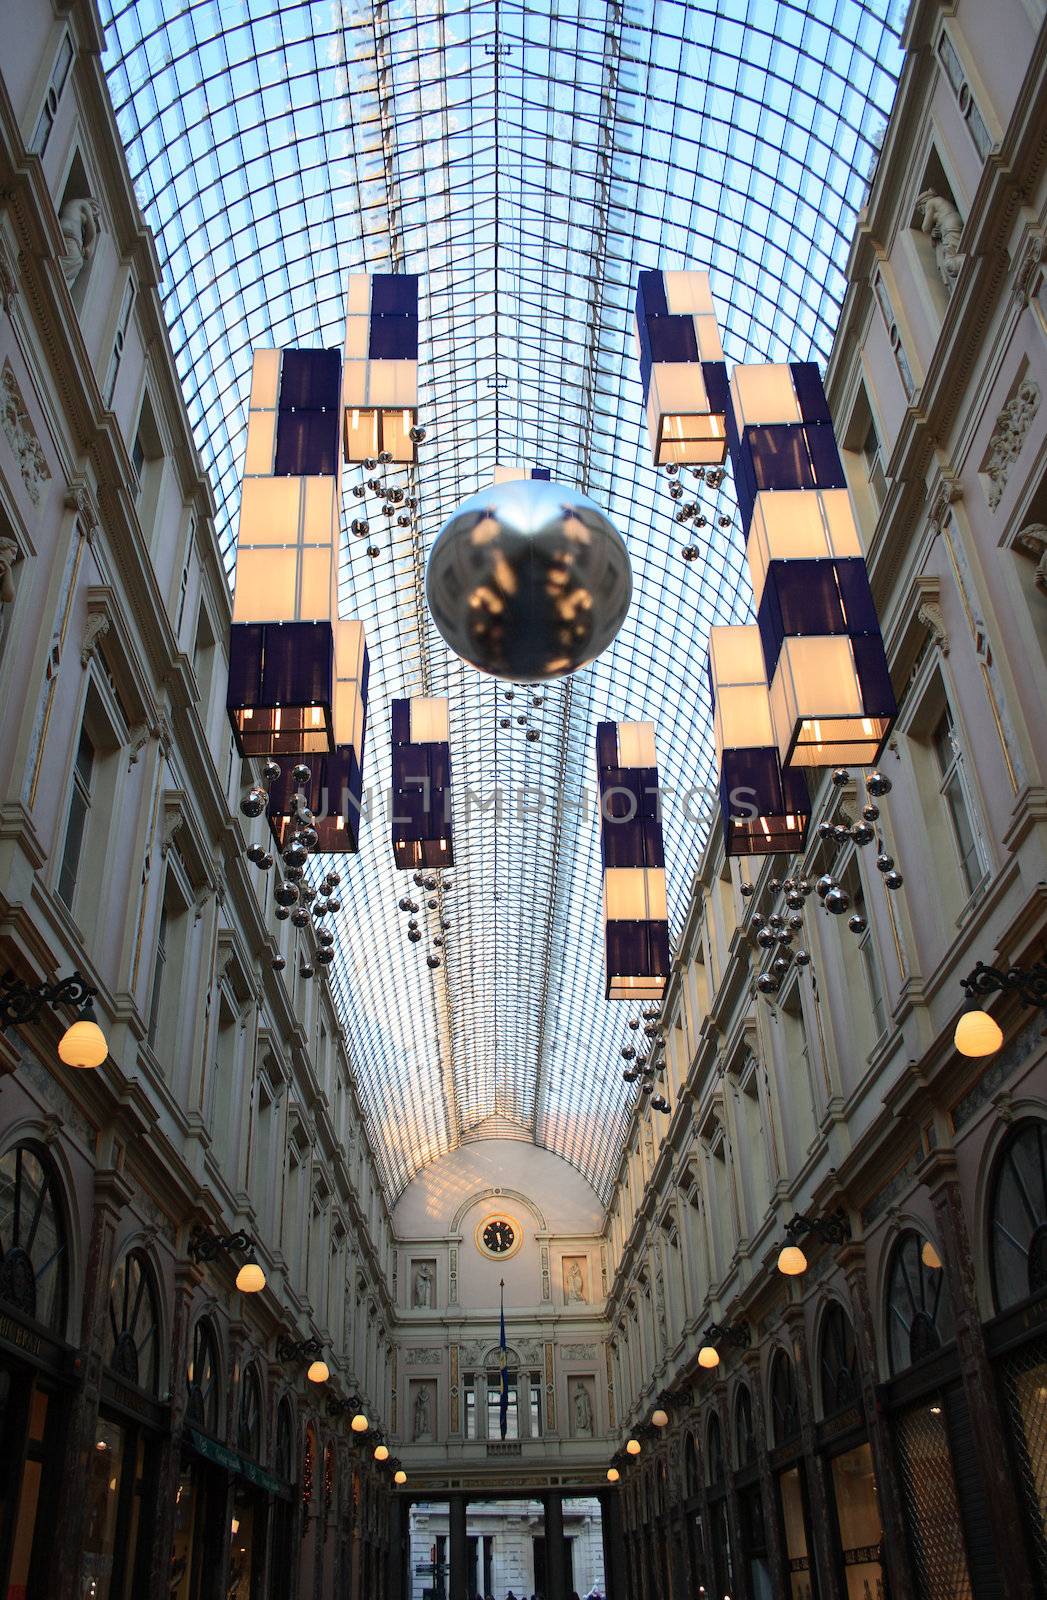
[227,346,368,791]
[597,721,670,1001]
[391,697,454,870]
[708,625,810,857]
[635,269,729,466]
[343,274,420,464]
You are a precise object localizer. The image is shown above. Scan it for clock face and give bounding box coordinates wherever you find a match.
[476,1214,522,1259]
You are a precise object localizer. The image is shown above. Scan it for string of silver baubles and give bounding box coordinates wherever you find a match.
[396,871,453,971]
[659,460,734,561]
[743,768,902,998]
[497,684,544,743]
[620,1006,671,1115]
[347,435,426,561]
[240,761,343,979]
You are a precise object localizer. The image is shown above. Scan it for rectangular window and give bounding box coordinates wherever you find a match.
[862,415,887,509]
[31,33,73,155]
[104,279,135,407]
[464,1377,477,1439]
[58,723,95,907]
[932,706,981,895]
[486,1374,518,1440]
[937,29,992,159]
[131,430,146,486]
[530,1377,542,1438]
[146,901,169,1049]
[873,272,915,397]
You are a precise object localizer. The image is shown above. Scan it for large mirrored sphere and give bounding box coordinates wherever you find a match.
[425,478,633,681]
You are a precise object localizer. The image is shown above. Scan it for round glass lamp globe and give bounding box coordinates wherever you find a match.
[651,1408,669,1429]
[58,1018,108,1069]
[954,1009,1003,1057]
[425,477,633,681]
[393,1469,407,1485]
[606,1468,620,1483]
[777,1245,808,1277]
[374,1444,389,1462]
[306,1360,329,1384]
[351,1413,369,1433]
[235,1262,266,1294]
[698,1345,720,1370]
[625,1438,641,1457]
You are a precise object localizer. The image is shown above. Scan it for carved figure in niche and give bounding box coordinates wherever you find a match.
[59,197,103,288]
[985,378,1041,509]
[412,1383,433,1441]
[565,1259,586,1303]
[0,537,20,604]
[1015,524,1047,593]
[572,1380,594,1438]
[412,1261,434,1308]
[916,189,963,289]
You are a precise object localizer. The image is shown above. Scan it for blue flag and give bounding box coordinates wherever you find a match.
[499,1286,509,1439]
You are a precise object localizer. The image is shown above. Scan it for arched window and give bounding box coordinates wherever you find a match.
[106,1247,162,1393]
[237,1362,263,1459]
[989,1120,1047,1312]
[734,1384,756,1467]
[275,1397,295,1483]
[706,1411,724,1486]
[769,1349,800,1446]
[684,1432,700,1499]
[0,1142,68,1333]
[885,1230,954,1374]
[820,1301,860,1417]
[186,1317,221,1434]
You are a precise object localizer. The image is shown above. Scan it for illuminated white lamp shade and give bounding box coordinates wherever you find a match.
[307,1359,330,1384]
[777,1245,808,1277]
[228,344,369,766]
[597,721,670,1001]
[607,1467,621,1484]
[343,273,419,463]
[954,1009,1003,1058]
[921,1240,943,1271]
[393,1469,408,1485]
[625,1438,642,1456]
[635,269,729,465]
[697,1345,720,1370]
[708,625,809,857]
[651,1408,670,1429]
[58,1016,108,1069]
[374,1444,390,1462]
[235,1261,266,1294]
[351,1412,369,1434]
[724,363,897,769]
[391,696,454,869]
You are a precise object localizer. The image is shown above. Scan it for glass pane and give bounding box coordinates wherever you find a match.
[79,1418,127,1600]
[831,1442,884,1600]
[778,1466,814,1600]
[896,1405,972,1599]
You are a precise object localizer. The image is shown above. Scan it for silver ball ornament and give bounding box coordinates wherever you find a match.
[757,929,776,948]
[866,771,892,797]
[816,875,835,899]
[275,882,299,909]
[831,767,850,787]
[292,763,311,787]
[875,853,894,874]
[772,956,789,975]
[885,870,904,890]
[275,906,290,922]
[272,955,286,971]
[316,948,335,966]
[794,949,811,966]
[848,913,867,934]
[300,963,314,980]
[282,842,307,869]
[291,907,310,928]
[425,478,633,680]
[861,804,880,823]
[757,973,779,995]
[851,822,875,846]
[825,887,851,915]
[240,787,268,819]
[262,759,282,783]
[246,843,265,864]
[818,821,834,841]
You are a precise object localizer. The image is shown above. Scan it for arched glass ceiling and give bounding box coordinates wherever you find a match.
[101,0,905,1202]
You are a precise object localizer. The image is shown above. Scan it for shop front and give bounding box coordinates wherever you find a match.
[769,1348,816,1600]
[816,1301,885,1600]
[0,1140,76,1600]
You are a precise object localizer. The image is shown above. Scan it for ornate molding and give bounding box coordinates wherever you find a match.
[1013,231,1046,304]
[1,359,51,505]
[448,1185,547,1235]
[917,597,949,655]
[65,475,99,535]
[0,237,16,315]
[80,611,110,668]
[0,535,21,604]
[1014,522,1047,593]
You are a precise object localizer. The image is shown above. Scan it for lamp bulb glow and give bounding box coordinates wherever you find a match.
[651,1408,669,1428]
[235,1262,266,1294]
[954,1009,1003,1058]
[921,1240,943,1271]
[625,1437,641,1456]
[351,1412,369,1433]
[58,1018,108,1069]
[393,1469,407,1485]
[606,1467,620,1483]
[307,1360,330,1384]
[698,1345,720,1370]
[374,1444,389,1462]
[777,1244,808,1277]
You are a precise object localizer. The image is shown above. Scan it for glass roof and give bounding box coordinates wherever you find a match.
[101,0,905,1203]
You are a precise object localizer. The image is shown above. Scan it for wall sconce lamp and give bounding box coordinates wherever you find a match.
[1,969,108,1068]
[776,1207,851,1276]
[954,959,1047,1057]
[276,1335,329,1384]
[698,1320,750,1370]
[188,1225,266,1293]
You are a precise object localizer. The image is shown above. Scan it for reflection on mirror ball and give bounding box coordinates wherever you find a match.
[425,478,633,681]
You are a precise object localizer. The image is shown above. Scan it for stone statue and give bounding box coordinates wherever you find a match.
[916,189,963,289]
[0,537,19,604]
[572,1381,593,1438]
[413,1383,432,1441]
[565,1260,585,1303]
[985,378,1041,509]
[59,196,102,288]
[413,1261,433,1308]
